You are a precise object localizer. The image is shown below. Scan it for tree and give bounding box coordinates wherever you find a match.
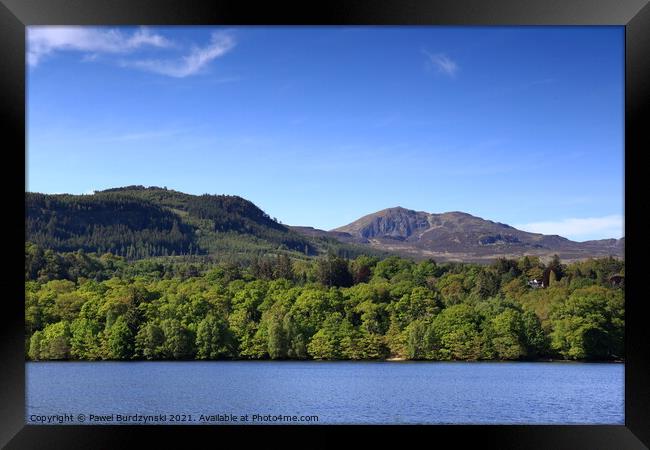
[28,331,44,360]
[549,286,623,359]
[521,310,547,358]
[390,286,440,328]
[34,321,72,360]
[135,322,165,359]
[196,315,232,359]
[501,277,528,302]
[374,256,413,281]
[273,254,294,281]
[52,292,86,322]
[356,301,389,335]
[432,304,484,360]
[266,310,287,359]
[307,328,338,359]
[228,281,267,357]
[436,273,467,306]
[547,254,565,281]
[307,313,344,359]
[316,254,353,287]
[70,317,102,359]
[385,320,407,359]
[104,316,134,359]
[288,289,329,338]
[405,319,428,359]
[492,258,521,277]
[358,329,389,359]
[473,269,500,299]
[283,313,308,359]
[485,309,525,360]
[350,255,378,284]
[251,257,274,280]
[161,318,195,359]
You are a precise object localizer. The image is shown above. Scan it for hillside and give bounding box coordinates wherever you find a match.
[325,206,624,263]
[26,188,623,264]
[25,186,383,262]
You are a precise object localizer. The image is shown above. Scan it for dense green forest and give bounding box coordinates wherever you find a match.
[25,243,624,362]
[26,187,385,262]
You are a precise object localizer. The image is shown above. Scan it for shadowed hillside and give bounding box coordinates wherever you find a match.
[26,186,385,262]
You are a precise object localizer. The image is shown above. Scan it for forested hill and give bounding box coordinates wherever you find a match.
[26,186,377,262]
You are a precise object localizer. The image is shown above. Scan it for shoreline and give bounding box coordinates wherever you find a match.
[25,358,625,364]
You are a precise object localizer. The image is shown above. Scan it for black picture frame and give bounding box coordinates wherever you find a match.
[2,0,649,448]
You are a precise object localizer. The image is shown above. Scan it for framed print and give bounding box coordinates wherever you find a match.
[1,0,649,448]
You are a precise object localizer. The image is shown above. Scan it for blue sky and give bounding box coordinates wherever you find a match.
[27,26,624,241]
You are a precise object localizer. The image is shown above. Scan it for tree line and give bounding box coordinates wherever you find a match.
[25,245,624,362]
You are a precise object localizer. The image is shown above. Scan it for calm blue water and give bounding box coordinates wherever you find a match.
[26,361,624,425]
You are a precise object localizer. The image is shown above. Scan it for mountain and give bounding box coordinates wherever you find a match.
[321,206,624,263]
[26,188,623,264]
[25,186,382,262]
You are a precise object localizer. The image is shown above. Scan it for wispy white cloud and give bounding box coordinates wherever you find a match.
[27,26,172,66]
[28,27,236,78]
[423,50,459,78]
[122,32,236,78]
[514,214,624,241]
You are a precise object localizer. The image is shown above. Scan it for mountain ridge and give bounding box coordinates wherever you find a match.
[26,188,623,263]
[320,205,623,262]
